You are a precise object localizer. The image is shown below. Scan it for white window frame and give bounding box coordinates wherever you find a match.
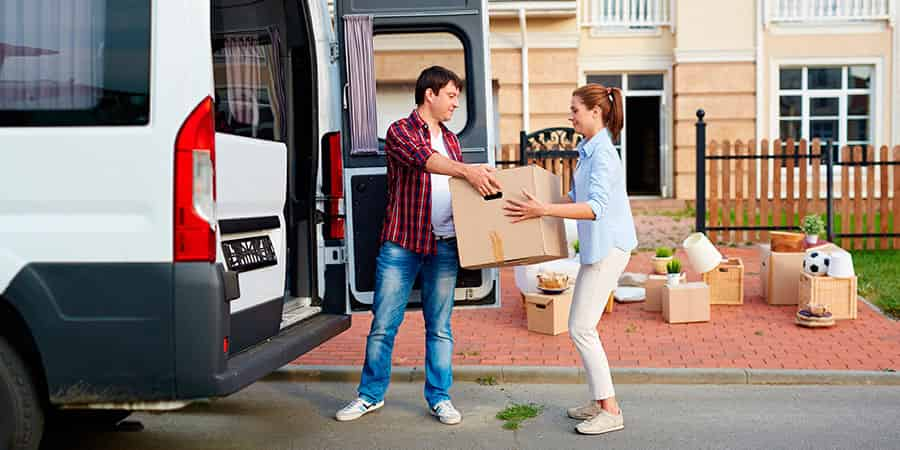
[580,69,672,198]
[769,57,884,198]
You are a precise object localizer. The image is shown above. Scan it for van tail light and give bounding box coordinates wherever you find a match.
[174,96,217,262]
[322,132,344,240]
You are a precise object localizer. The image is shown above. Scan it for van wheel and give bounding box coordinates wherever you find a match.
[0,336,44,450]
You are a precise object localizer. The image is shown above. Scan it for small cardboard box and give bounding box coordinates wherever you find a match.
[450,165,568,269]
[643,273,686,312]
[702,258,744,305]
[524,290,573,335]
[662,282,710,324]
[761,243,841,305]
[798,273,858,320]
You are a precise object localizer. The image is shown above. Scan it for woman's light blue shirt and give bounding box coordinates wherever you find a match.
[568,129,638,265]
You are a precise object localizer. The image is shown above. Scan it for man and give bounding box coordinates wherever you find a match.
[336,66,500,425]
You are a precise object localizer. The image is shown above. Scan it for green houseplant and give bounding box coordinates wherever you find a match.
[800,214,825,244]
[652,247,674,275]
[666,258,683,287]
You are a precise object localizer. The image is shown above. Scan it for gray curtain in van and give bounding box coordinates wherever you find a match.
[343,15,380,155]
[0,0,105,109]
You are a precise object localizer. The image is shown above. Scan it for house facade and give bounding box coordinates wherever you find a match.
[366,0,899,199]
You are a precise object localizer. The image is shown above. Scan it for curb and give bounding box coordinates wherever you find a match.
[269,365,900,386]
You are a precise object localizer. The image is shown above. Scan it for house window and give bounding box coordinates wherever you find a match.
[777,65,873,163]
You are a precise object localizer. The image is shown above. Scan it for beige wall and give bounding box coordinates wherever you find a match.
[761,31,894,144]
[579,28,675,58]
[490,17,577,33]
[673,62,757,199]
[674,0,755,52]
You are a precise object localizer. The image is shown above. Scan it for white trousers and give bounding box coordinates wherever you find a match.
[568,247,631,400]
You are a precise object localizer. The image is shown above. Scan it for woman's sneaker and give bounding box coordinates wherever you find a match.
[335,398,384,421]
[567,402,602,420]
[430,400,462,425]
[575,410,624,435]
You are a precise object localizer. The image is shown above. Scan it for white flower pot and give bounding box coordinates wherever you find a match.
[666,273,682,287]
[805,234,819,245]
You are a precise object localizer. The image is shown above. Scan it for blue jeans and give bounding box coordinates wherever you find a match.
[358,240,459,408]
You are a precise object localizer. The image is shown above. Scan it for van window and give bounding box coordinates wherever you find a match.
[212,30,287,142]
[0,0,151,126]
[373,32,468,138]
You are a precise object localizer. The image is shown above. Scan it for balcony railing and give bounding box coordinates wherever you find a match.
[579,0,673,29]
[766,0,892,25]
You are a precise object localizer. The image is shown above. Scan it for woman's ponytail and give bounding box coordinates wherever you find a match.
[605,87,624,142]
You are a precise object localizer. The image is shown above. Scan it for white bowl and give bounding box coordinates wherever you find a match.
[827,250,855,278]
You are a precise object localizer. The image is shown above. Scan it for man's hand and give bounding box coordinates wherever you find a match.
[463,164,502,197]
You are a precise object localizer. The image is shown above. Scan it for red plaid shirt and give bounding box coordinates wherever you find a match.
[381,110,463,255]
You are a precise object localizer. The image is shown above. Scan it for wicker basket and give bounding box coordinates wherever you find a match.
[702,258,744,305]
[770,231,805,252]
[798,273,857,320]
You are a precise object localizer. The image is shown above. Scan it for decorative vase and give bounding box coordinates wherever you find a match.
[652,256,673,275]
[805,234,819,245]
[666,273,681,287]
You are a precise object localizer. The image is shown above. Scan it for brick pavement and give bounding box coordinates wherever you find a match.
[294,247,900,371]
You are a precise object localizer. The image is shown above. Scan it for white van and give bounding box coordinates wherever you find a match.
[0,0,498,448]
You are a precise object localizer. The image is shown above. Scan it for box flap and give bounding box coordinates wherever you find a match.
[524,294,556,306]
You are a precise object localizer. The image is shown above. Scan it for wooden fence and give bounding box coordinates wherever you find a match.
[701,138,900,250]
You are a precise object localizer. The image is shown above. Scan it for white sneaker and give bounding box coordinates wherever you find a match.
[430,400,462,425]
[335,397,384,422]
[575,409,624,435]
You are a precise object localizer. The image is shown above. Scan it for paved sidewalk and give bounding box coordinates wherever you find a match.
[294,247,900,371]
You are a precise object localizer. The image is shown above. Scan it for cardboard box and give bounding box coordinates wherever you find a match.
[702,258,744,305]
[662,282,710,324]
[643,273,686,312]
[798,273,858,320]
[524,290,573,335]
[761,243,842,305]
[450,165,568,269]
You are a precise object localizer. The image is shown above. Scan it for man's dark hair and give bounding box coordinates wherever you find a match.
[415,66,463,105]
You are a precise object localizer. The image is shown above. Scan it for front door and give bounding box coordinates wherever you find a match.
[337,0,499,311]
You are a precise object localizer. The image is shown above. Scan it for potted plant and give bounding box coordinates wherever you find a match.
[800,214,825,245]
[652,247,674,275]
[666,258,683,287]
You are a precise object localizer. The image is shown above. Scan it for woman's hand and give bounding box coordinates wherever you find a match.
[503,188,549,223]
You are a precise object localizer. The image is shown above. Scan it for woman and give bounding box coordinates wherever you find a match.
[504,84,638,435]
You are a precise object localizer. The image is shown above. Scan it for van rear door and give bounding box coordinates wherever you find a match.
[211,1,291,353]
[336,0,499,311]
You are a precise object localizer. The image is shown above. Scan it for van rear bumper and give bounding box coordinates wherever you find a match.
[2,261,348,405]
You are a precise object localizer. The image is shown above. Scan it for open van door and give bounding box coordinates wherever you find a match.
[336,0,500,311]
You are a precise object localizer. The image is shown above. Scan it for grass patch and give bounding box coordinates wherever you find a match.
[476,376,498,386]
[850,250,900,319]
[497,403,542,430]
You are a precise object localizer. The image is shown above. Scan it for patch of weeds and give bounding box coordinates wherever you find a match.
[625,324,638,333]
[754,330,765,336]
[882,368,896,373]
[497,403,542,430]
[476,376,498,386]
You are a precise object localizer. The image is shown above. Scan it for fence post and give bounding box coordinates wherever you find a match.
[825,140,835,243]
[696,109,707,234]
[519,130,527,166]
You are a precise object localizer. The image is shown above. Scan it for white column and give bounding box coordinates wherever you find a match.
[519,7,530,132]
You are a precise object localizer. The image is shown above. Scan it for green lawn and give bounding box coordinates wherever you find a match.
[851,250,900,320]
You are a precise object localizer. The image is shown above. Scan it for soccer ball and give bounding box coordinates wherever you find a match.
[802,251,831,276]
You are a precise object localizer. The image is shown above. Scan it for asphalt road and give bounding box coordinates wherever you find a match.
[44,377,900,450]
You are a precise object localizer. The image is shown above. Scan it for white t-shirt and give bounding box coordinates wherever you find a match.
[430,132,456,237]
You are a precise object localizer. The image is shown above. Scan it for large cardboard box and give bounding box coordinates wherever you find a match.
[662,282,710,324]
[524,290,573,335]
[643,273,686,312]
[798,273,858,320]
[761,243,841,305]
[450,166,568,269]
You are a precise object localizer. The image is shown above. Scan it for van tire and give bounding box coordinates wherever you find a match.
[0,336,44,450]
